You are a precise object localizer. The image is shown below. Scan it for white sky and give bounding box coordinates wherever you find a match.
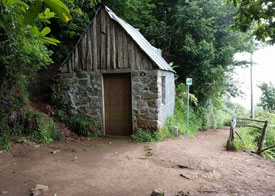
[231,45,275,109]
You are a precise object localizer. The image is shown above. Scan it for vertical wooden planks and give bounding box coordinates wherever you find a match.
[142,53,147,70]
[72,52,75,71]
[128,37,135,69]
[135,47,142,70]
[61,63,68,73]
[74,47,79,71]
[110,21,116,69]
[101,8,107,70]
[117,27,123,69]
[123,31,128,69]
[81,34,87,71]
[92,19,97,71]
[87,28,92,71]
[115,23,119,69]
[96,9,101,69]
[147,59,153,70]
[68,56,72,72]
[77,43,83,71]
[106,16,111,70]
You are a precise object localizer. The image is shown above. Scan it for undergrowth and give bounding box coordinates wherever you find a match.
[0,105,63,151]
[56,109,101,137]
[132,84,241,143]
[232,109,275,160]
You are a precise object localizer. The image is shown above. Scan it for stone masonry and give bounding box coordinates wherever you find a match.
[52,71,103,126]
[53,69,175,134]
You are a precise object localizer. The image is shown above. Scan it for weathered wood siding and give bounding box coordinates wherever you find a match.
[61,8,157,73]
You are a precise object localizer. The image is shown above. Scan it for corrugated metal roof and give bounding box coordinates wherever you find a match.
[104,6,175,73]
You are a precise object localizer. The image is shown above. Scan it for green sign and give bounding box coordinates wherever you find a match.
[186,78,192,86]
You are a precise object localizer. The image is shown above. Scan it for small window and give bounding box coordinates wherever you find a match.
[161,76,166,104]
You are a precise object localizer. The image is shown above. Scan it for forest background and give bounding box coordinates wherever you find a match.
[0,0,274,159]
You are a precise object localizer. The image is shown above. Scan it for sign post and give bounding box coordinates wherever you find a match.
[186,78,192,134]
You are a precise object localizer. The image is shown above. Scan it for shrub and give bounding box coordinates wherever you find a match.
[132,130,154,142]
[0,104,64,149]
[29,111,63,144]
[66,116,93,136]
[31,118,62,144]
[0,131,11,151]
[56,110,101,137]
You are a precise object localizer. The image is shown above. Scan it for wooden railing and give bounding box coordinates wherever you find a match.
[226,117,274,155]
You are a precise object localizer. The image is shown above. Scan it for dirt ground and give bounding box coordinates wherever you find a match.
[1,128,275,196]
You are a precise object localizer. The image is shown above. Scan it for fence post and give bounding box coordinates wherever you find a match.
[257,121,268,154]
[226,117,237,150]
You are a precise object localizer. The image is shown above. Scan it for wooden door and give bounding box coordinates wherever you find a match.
[103,74,132,136]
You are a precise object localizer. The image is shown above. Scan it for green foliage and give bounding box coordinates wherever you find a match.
[0,105,63,150]
[176,83,198,106]
[48,0,98,62]
[56,110,101,137]
[258,82,275,112]
[233,109,275,160]
[30,113,63,144]
[131,128,171,143]
[232,128,258,151]
[0,131,11,151]
[145,0,253,104]
[66,116,93,137]
[132,130,155,143]
[0,0,71,45]
[0,0,72,151]
[226,0,275,44]
[0,29,53,123]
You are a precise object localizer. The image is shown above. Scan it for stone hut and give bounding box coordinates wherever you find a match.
[53,5,175,136]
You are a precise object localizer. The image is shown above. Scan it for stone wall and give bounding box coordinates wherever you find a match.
[53,69,175,134]
[132,70,160,131]
[52,71,103,125]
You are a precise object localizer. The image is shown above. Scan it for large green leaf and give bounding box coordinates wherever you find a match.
[44,0,72,22]
[30,25,40,37]
[41,37,60,45]
[23,0,42,25]
[41,27,51,36]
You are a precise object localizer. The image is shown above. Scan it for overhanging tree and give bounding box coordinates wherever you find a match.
[226,0,275,44]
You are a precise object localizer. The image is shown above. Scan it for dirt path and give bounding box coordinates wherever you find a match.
[0,128,275,196]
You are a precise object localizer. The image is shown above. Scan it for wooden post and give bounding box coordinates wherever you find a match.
[226,117,237,151]
[250,52,254,119]
[257,121,268,154]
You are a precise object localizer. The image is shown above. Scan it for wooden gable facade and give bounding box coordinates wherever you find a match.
[60,6,157,73]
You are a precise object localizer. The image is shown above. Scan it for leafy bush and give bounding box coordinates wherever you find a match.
[56,110,101,137]
[0,105,64,150]
[0,131,11,151]
[66,116,93,136]
[30,115,63,144]
[232,128,258,151]
[132,130,155,142]
[161,83,200,136]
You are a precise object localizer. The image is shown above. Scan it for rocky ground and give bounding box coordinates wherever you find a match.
[0,128,275,196]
